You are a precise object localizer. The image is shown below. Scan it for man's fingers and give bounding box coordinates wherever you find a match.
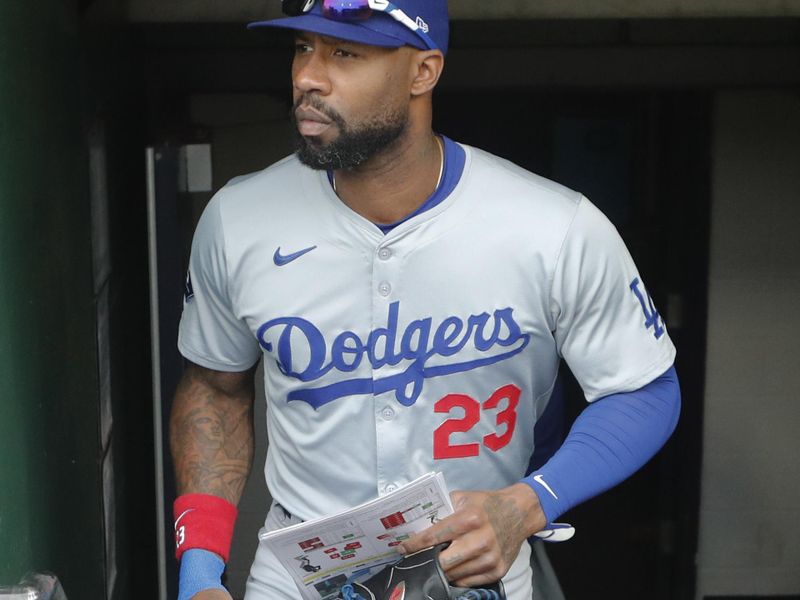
[398,519,459,554]
[399,492,493,555]
[399,500,491,555]
[450,490,469,508]
[438,534,500,581]
[402,531,505,588]
[442,549,505,589]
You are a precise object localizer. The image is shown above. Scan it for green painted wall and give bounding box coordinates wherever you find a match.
[0,2,104,597]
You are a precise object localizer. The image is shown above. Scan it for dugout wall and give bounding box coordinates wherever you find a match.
[0,3,153,599]
[0,2,105,595]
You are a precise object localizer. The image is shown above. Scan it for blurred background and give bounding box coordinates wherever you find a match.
[0,1,798,599]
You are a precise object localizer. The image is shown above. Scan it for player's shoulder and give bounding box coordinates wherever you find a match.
[194,153,329,253]
[202,154,310,221]
[218,154,303,201]
[464,144,583,208]
[457,144,585,233]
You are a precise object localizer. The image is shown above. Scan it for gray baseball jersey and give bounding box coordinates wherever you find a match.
[178,142,676,524]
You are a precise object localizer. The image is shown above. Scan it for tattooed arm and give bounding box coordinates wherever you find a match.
[170,361,257,505]
[397,484,546,588]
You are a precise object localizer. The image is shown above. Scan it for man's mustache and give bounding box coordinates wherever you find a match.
[293,95,345,127]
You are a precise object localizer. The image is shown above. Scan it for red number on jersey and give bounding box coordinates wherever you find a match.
[482,384,521,452]
[433,384,521,460]
[433,394,481,459]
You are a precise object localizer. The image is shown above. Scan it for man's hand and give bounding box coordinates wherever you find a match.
[192,591,231,600]
[397,483,547,588]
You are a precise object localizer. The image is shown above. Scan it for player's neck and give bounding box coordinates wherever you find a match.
[332,129,443,226]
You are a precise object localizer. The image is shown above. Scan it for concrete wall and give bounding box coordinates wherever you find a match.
[696,91,800,598]
[123,0,800,22]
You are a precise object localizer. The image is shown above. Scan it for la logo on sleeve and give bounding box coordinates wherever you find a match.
[630,278,665,340]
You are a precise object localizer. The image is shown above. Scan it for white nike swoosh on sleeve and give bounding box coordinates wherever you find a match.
[533,474,559,500]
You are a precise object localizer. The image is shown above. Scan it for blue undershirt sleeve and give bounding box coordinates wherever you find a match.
[527,373,567,474]
[178,549,226,600]
[522,365,681,523]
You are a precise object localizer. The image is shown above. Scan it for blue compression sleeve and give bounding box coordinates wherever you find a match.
[178,549,227,600]
[523,366,681,523]
[528,374,567,473]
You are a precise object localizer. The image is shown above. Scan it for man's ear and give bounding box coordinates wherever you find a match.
[410,50,445,97]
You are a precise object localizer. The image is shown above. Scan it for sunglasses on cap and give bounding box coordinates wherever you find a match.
[281,0,437,50]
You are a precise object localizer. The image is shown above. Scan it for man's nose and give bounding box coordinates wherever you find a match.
[293,53,332,96]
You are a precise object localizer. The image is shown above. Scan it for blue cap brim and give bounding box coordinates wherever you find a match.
[247,14,426,50]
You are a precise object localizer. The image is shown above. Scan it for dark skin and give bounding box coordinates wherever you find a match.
[171,363,257,504]
[292,32,444,223]
[398,486,546,587]
[172,31,548,599]
[170,363,256,600]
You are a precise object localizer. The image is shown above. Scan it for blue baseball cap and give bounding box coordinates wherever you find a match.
[248,0,449,55]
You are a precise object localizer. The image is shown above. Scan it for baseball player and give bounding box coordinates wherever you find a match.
[169,1,682,599]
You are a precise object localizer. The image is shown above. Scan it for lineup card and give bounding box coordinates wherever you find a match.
[259,472,454,600]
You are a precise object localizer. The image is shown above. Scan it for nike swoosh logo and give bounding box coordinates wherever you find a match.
[533,474,559,500]
[174,508,195,529]
[273,245,317,267]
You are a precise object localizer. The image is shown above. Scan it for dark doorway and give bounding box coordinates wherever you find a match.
[434,89,710,599]
[140,18,712,593]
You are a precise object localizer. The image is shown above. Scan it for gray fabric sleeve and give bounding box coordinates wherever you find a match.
[550,197,676,401]
[178,195,261,372]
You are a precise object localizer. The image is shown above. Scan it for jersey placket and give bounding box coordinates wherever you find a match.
[371,239,408,497]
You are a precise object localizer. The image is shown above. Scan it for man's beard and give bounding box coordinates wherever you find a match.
[292,97,407,171]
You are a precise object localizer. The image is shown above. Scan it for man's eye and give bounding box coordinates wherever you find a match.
[294,43,312,53]
[333,48,356,58]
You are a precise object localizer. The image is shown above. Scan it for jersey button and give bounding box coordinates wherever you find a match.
[378,248,392,261]
[378,281,392,297]
[381,406,395,421]
[384,483,398,493]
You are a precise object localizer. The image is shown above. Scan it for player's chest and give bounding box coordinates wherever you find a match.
[231,224,552,327]
[234,229,552,396]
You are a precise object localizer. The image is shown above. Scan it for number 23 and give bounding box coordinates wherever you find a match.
[433,384,521,460]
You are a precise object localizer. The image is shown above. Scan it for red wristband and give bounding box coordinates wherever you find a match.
[173,493,238,562]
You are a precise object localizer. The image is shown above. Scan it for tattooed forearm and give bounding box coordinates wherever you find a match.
[170,364,256,504]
